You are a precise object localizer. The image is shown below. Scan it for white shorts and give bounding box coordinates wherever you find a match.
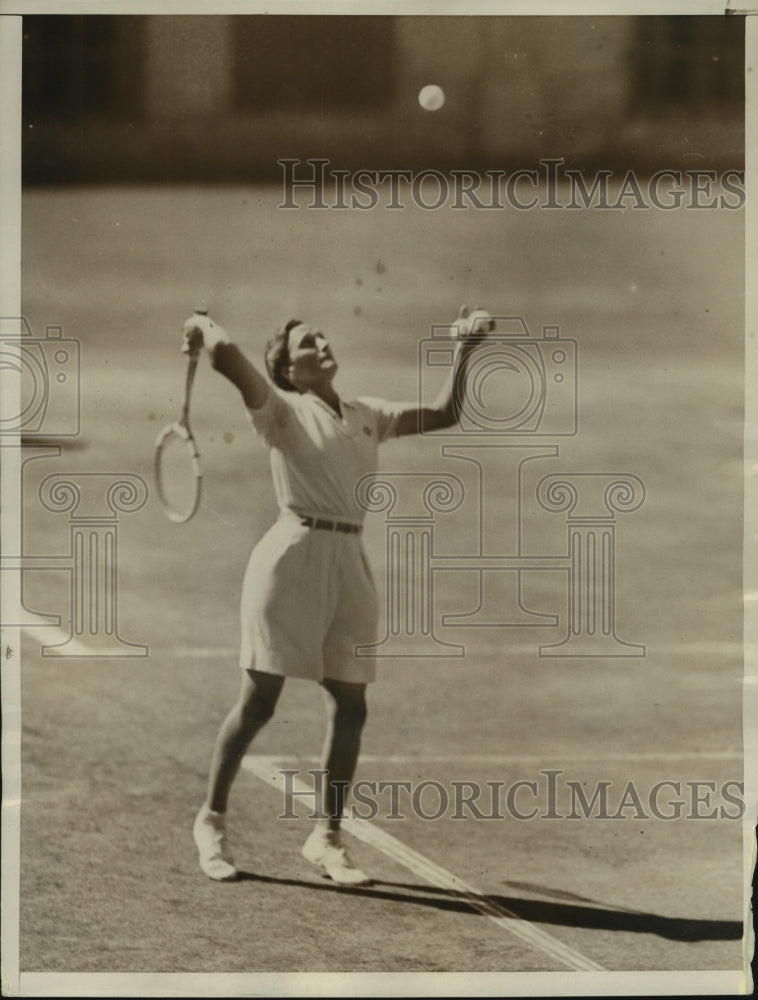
[239,511,378,684]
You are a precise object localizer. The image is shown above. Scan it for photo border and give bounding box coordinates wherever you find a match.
[1,3,754,996]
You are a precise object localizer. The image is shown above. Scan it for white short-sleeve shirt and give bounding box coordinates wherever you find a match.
[247,389,408,524]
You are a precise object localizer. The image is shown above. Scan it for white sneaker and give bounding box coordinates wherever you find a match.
[193,807,237,881]
[301,827,371,886]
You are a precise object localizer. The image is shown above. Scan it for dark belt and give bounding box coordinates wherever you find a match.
[299,515,362,535]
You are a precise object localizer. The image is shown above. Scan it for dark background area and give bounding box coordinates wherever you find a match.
[22,14,744,184]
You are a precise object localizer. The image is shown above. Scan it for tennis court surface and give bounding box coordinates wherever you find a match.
[5,184,749,993]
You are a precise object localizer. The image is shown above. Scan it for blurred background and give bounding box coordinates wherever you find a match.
[22,13,744,184]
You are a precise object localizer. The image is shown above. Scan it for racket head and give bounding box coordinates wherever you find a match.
[154,421,202,523]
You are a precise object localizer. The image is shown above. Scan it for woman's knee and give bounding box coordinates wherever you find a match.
[238,670,284,725]
[323,680,368,729]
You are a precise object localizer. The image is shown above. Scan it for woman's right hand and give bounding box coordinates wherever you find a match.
[182,310,230,356]
[450,304,495,341]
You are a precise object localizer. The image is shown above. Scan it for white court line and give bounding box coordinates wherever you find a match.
[21,625,92,658]
[358,751,743,763]
[103,641,751,659]
[246,751,743,764]
[17,625,744,773]
[242,755,606,973]
[20,631,239,661]
[172,646,238,659]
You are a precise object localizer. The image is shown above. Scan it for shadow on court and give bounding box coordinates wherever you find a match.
[234,871,743,942]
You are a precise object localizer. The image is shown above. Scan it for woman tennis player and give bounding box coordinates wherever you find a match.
[185,305,494,885]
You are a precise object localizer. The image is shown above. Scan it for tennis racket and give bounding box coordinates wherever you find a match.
[154,310,205,523]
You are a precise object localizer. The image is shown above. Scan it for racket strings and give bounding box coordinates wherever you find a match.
[155,426,201,523]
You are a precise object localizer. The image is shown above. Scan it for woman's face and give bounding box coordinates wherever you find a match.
[286,323,338,390]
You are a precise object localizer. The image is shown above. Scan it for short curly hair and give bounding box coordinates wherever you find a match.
[265,319,303,393]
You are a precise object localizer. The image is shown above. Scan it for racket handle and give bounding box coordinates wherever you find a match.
[184,330,203,358]
[183,308,208,359]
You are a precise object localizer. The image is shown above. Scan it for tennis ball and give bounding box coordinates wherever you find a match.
[418,84,445,111]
